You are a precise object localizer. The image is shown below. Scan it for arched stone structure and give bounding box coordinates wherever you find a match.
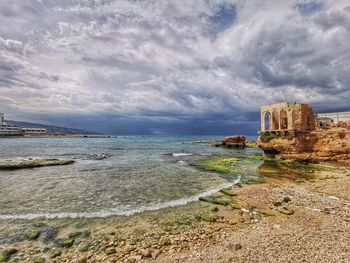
[260,102,315,132]
[264,111,271,131]
[280,109,288,130]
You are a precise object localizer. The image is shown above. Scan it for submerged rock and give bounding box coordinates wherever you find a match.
[0,159,74,170]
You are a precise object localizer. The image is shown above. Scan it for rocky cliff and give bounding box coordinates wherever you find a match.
[257,121,350,165]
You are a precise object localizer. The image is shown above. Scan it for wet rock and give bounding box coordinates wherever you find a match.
[141,248,151,258]
[129,255,142,262]
[25,230,40,240]
[199,196,232,206]
[55,238,75,248]
[0,248,18,262]
[273,201,283,207]
[63,238,75,247]
[211,207,219,213]
[50,249,62,258]
[68,231,84,239]
[158,237,171,246]
[202,214,218,223]
[151,249,161,259]
[79,244,90,252]
[283,196,292,203]
[219,189,237,196]
[277,206,294,215]
[105,247,116,255]
[228,243,242,251]
[42,228,59,243]
[32,257,45,263]
[0,159,75,170]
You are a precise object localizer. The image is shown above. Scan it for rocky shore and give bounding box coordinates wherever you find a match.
[258,121,350,165]
[1,159,349,262]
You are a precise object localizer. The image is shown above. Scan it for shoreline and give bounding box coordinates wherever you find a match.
[1,161,349,262]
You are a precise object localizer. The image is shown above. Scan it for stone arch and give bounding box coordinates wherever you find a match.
[264,111,271,131]
[280,109,288,130]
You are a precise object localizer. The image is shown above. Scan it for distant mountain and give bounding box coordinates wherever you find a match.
[7,120,100,135]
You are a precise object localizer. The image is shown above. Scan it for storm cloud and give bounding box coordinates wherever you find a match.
[0,0,349,134]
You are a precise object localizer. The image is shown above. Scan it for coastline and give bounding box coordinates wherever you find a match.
[1,159,349,262]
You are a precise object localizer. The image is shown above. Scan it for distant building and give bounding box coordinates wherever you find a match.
[0,112,22,136]
[315,117,334,128]
[316,111,350,123]
[0,113,47,136]
[22,128,47,135]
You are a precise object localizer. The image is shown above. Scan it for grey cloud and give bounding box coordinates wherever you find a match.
[0,0,349,134]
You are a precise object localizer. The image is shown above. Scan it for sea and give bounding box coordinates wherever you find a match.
[0,136,262,220]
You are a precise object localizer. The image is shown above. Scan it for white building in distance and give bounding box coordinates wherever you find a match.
[0,113,47,136]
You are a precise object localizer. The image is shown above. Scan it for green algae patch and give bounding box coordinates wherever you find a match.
[0,253,10,263]
[246,141,258,148]
[193,157,240,177]
[211,206,219,212]
[33,257,45,263]
[25,230,40,240]
[199,196,232,206]
[62,239,74,247]
[0,248,17,263]
[50,249,62,258]
[193,213,219,223]
[230,202,241,210]
[260,210,275,217]
[202,214,219,222]
[0,159,74,170]
[219,188,237,196]
[259,132,279,142]
[244,177,266,185]
[256,159,332,182]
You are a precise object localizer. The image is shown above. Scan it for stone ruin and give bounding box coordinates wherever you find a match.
[261,102,315,132]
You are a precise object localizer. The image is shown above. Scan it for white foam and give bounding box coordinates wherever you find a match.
[0,178,241,220]
[172,153,193,157]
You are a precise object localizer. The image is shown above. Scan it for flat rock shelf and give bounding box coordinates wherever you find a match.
[0,159,75,170]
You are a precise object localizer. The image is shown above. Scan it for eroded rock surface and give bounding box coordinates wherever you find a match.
[258,121,350,165]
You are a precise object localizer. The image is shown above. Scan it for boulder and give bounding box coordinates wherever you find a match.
[222,136,246,149]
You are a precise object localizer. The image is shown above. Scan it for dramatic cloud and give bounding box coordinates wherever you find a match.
[0,0,349,134]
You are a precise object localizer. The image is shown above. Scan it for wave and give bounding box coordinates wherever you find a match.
[172,153,193,157]
[0,177,241,220]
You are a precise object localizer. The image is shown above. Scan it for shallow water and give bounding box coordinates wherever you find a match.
[0,136,262,219]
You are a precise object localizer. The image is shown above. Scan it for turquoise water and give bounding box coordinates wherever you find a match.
[0,136,261,219]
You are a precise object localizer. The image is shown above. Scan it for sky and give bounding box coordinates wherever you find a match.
[0,0,350,135]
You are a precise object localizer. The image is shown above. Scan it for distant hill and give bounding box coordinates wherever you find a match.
[7,120,100,135]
